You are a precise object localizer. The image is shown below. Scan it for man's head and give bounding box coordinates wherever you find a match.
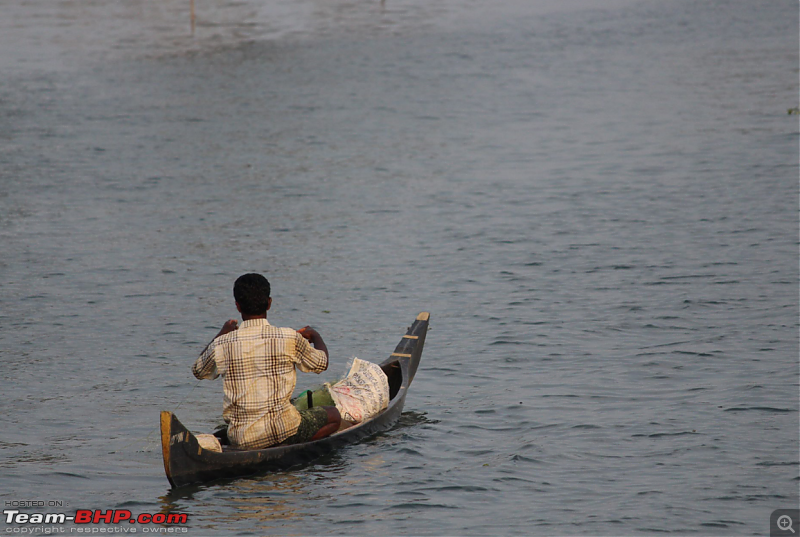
[233,273,271,317]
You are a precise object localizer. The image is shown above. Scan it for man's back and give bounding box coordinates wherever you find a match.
[193,318,328,449]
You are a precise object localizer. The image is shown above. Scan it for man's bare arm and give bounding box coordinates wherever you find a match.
[199,319,239,355]
[297,326,329,358]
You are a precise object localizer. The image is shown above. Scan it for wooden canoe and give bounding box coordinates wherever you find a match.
[161,312,429,488]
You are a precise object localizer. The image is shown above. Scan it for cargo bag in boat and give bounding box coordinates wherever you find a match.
[325,358,389,423]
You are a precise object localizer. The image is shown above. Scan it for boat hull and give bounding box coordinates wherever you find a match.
[161,312,429,488]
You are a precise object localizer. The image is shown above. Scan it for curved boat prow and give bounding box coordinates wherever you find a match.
[160,411,177,488]
[386,312,428,384]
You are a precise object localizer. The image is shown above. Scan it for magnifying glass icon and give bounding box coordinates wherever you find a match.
[778,515,795,534]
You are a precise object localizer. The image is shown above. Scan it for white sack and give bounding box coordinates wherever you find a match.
[326,358,389,423]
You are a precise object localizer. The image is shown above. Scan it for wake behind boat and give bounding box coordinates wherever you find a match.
[160,312,429,488]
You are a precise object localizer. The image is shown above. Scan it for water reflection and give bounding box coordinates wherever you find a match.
[160,472,307,526]
[392,410,438,429]
[216,474,308,524]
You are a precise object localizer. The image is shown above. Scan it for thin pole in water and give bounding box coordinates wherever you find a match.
[190,0,196,34]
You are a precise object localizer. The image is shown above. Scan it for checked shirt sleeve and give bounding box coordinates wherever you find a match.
[294,332,328,373]
[192,342,220,380]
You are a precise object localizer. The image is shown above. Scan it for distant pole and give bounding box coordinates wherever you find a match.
[190,0,196,34]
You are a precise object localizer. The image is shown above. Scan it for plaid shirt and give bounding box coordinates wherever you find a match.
[192,318,328,449]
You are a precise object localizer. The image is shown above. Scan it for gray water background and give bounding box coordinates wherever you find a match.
[1,0,798,535]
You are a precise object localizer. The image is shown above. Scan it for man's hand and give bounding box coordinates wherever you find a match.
[297,326,318,341]
[218,319,239,337]
[199,319,239,359]
[297,326,329,358]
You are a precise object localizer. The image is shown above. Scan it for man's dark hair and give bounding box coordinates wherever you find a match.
[233,273,271,315]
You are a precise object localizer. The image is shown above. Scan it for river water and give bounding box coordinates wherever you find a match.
[1,0,797,535]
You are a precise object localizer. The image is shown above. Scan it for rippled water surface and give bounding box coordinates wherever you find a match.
[1,0,797,535]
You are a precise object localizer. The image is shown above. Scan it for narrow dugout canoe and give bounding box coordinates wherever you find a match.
[160,312,429,488]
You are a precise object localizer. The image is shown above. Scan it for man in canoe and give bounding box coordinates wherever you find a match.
[192,273,341,449]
